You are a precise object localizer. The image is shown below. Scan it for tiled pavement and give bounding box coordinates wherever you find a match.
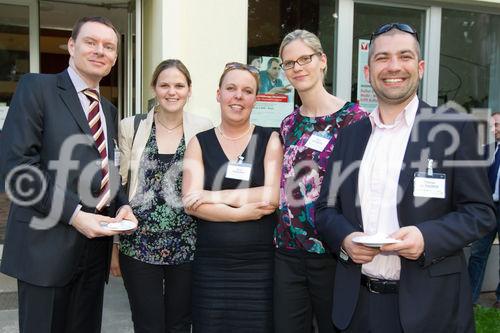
[0,272,133,333]
[0,193,133,332]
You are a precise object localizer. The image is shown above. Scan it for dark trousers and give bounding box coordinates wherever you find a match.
[468,201,500,303]
[17,237,109,333]
[120,253,192,333]
[342,286,403,333]
[273,249,337,333]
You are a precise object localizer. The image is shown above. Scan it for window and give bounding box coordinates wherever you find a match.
[352,3,425,107]
[248,0,337,94]
[0,3,29,107]
[439,9,500,112]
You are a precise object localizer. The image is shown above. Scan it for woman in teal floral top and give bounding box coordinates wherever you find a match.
[274,30,367,333]
[113,60,212,333]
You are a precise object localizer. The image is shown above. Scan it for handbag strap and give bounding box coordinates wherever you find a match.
[126,113,148,195]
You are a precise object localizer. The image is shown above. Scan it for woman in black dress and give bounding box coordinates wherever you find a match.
[182,63,283,332]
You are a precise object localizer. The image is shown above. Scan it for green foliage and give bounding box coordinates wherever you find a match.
[474,305,500,333]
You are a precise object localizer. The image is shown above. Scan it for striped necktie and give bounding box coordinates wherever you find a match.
[83,89,110,211]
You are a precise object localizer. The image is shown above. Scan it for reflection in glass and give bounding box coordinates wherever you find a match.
[248,0,337,98]
[38,0,129,108]
[0,3,29,107]
[352,3,425,106]
[439,10,500,113]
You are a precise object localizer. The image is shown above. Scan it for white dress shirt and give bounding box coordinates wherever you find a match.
[358,95,419,280]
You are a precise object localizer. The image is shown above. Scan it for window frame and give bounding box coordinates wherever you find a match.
[0,0,39,73]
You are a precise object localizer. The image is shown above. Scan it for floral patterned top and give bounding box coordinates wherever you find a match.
[274,102,367,254]
[120,123,196,265]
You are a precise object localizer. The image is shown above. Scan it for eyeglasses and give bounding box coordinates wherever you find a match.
[369,23,419,44]
[280,52,322,70]
[224,62,259,75]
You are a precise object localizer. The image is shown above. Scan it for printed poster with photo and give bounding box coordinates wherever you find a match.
[357,39,378,112]
[249,56,295,128]
[0,105,8,130]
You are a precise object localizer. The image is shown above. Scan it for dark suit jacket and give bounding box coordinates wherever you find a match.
[316,100,496,333]
[0,70,128,287]
[486,142,499,192]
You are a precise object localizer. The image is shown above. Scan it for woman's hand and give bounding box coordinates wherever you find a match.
[183,190,214,210]
[110,244,122,277]
[235,202,277,221]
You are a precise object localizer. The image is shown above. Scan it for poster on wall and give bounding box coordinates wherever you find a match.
[357,39,378,112]
[0,105,8,130]
[249,56,295,128]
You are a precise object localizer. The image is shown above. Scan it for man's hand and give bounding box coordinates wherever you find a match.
[380,226,425,260]
[71,210,120,238]
[342,232,380,264]
[115,205,138,234]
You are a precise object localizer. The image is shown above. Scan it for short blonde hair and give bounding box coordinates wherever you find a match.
[279,29,327,75]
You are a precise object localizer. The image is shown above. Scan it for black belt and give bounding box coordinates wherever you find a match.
[361,275,399,294]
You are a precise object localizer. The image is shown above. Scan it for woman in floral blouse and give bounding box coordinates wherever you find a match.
[112,59,212,333]
[274,30,367,333]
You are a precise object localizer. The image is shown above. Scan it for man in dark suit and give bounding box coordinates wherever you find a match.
[0,16,137,333]
[467,112,500,308]
[316,23,496,333]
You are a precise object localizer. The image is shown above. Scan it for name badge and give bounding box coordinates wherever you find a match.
[305,131,332,152]
[226,162,252,181]
[413,172,446,199]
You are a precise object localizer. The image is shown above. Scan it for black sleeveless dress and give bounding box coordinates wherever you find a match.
[192,126,276,333]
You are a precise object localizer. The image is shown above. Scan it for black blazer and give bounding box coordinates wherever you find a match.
[0,70,128,287]
[316,100,496,333]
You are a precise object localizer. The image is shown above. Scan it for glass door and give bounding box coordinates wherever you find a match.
[352,2,426,111]
[38,0,140,119]
[0,0,38,130]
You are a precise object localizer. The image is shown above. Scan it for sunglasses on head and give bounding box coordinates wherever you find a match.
[369,23,419,44]
[224,62,259,75]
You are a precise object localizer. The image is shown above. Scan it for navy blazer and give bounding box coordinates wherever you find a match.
[316,100,496,333]
[0,70,128,287]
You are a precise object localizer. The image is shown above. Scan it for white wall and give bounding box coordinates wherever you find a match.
[142,0,163,113]
[143,0,248,125]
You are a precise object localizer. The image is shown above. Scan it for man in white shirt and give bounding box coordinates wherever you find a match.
[316,23,496,333]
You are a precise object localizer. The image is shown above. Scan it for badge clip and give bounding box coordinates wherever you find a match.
[427,159,433,176]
